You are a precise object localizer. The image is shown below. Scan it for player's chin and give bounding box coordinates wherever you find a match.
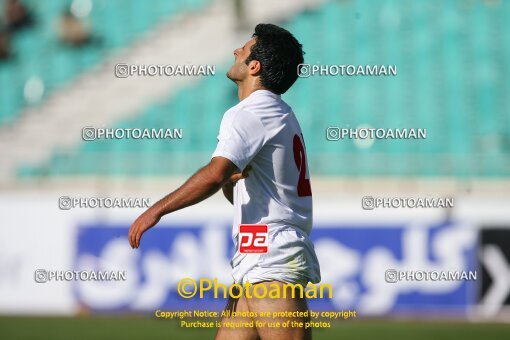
[226,70,235,81]
[226,69,241,82]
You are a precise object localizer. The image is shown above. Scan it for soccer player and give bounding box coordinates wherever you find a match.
[128,23,320,340]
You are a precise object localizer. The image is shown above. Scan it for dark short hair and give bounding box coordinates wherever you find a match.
[245,23,304,95]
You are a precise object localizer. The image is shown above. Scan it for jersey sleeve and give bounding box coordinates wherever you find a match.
[211,109,266,171]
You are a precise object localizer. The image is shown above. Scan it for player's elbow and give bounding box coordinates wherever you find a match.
[208,171,229,188]
[206,157,237,187]
[205,165,231,188]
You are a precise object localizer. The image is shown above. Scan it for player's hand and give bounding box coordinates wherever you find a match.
[230,165,251,185]
[128,210,161,249]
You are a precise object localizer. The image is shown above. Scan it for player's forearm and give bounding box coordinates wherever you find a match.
[148,165,229,218]
[222,182,234,204]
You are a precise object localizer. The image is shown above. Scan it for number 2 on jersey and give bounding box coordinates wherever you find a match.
[293,134,312,197]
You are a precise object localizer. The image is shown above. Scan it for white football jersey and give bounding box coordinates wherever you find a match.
[212,89,313,236]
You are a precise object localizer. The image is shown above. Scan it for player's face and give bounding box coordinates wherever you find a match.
[226,38,256,82]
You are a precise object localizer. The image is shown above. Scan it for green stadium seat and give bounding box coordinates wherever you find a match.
[17,0,510,178]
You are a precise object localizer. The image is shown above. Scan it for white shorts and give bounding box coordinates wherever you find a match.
[231,227,321,286]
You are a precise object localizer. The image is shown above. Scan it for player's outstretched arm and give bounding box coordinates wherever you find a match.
[128,156,237,248]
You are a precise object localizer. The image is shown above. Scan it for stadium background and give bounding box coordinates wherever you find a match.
[1,0,510,339]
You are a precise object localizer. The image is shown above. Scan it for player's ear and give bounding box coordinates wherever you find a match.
[247,59,261,76]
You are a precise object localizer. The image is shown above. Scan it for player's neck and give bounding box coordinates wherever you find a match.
[237,82,268,101]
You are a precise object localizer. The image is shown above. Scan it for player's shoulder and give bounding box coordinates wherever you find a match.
[220,102,264,131]
[222,91,270,120]
[222,101,253,122]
